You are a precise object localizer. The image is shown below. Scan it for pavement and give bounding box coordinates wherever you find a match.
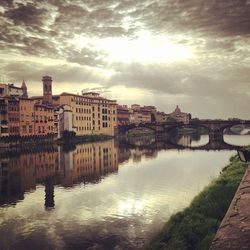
[210,164,250,249]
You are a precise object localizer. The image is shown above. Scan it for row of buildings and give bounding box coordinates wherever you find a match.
[117,104,191,125]
[0,76,117,138]
[0,76,191,138]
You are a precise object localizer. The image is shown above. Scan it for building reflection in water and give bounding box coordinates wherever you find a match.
[177,134,192,147]
[0,140,118,208]
[44,176,55,210]
[0,134,201,209]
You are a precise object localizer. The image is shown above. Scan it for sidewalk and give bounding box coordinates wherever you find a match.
[210,165,250,249]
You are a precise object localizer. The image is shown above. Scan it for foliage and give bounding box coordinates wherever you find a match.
[166,117,177,123]
[62,130,76,139]
[147,151,248,250]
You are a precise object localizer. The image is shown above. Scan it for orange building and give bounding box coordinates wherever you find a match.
[19,98,35,137]
[34,104,54,136]
[7,97,20,136]
[0,97,9,137]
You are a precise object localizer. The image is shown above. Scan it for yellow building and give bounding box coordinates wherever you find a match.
[57,92,117,136]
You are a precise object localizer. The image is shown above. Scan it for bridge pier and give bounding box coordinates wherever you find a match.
[209,130,224,142]
[208,130,225,149]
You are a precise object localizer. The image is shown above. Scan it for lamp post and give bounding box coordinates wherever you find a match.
[237,148,250,163]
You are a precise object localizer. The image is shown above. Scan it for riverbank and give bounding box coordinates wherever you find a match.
[0,134,114,148]
[147,148,249,250]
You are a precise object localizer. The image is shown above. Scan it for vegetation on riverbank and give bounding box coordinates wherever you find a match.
[0,131,114,148]
[57,132,114,152]
[57,131,113,144]
[176,127,197,133]
[147,148,249,250]
[127,129,155,137]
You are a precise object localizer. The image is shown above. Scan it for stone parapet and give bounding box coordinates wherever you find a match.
[210,165,250,249]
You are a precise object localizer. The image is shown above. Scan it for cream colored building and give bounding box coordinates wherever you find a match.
[54,105,73,138]
[56,92,117,136]
[0,82,27,97]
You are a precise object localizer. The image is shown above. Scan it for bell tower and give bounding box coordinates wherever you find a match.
[21,80,28,98]
[42,75,53,105]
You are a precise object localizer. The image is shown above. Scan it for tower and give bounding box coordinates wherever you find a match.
[21,80,28,98]
[42,75,53,105]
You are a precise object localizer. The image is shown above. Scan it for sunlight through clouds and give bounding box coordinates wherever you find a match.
[74,30,194,64]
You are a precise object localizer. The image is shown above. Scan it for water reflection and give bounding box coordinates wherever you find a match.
[0,135,249,249]
[224,134,250,146]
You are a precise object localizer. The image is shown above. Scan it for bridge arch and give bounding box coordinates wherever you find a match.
[220,123,249,134]
[118,123,157,135]
[163,123,209,134]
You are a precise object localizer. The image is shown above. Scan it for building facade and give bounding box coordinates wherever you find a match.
[0,97,9,137]
[0,82,27,97]
[169,105,191,124]
[8,97,20,136]
[117,105,130,125]
[34,104,54,136]
[57,92,117,136]
[19,98,35,137]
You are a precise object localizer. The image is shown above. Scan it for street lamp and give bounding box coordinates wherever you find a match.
[237,148,250,163]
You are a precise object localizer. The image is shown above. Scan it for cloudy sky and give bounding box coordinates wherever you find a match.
[0,0,250,118]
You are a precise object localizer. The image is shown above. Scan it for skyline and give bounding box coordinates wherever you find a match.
[1,0,250,118]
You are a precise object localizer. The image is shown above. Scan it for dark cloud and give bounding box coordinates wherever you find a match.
[1,0,250,60]
[66,47,107,67]
[0,0,250,118]
[0,61,103,85]
[4,3,47,26]
[139,0,250,37]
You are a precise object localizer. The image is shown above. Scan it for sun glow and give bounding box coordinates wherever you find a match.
[74,31,193,64]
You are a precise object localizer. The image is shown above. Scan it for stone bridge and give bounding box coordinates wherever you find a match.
[118,119,250,144]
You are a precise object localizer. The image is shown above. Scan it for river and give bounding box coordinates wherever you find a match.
[0,134,250,250]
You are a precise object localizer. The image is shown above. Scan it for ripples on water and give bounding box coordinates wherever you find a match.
[0,135,249,249]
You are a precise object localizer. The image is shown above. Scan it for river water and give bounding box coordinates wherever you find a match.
[0,134,250,250]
